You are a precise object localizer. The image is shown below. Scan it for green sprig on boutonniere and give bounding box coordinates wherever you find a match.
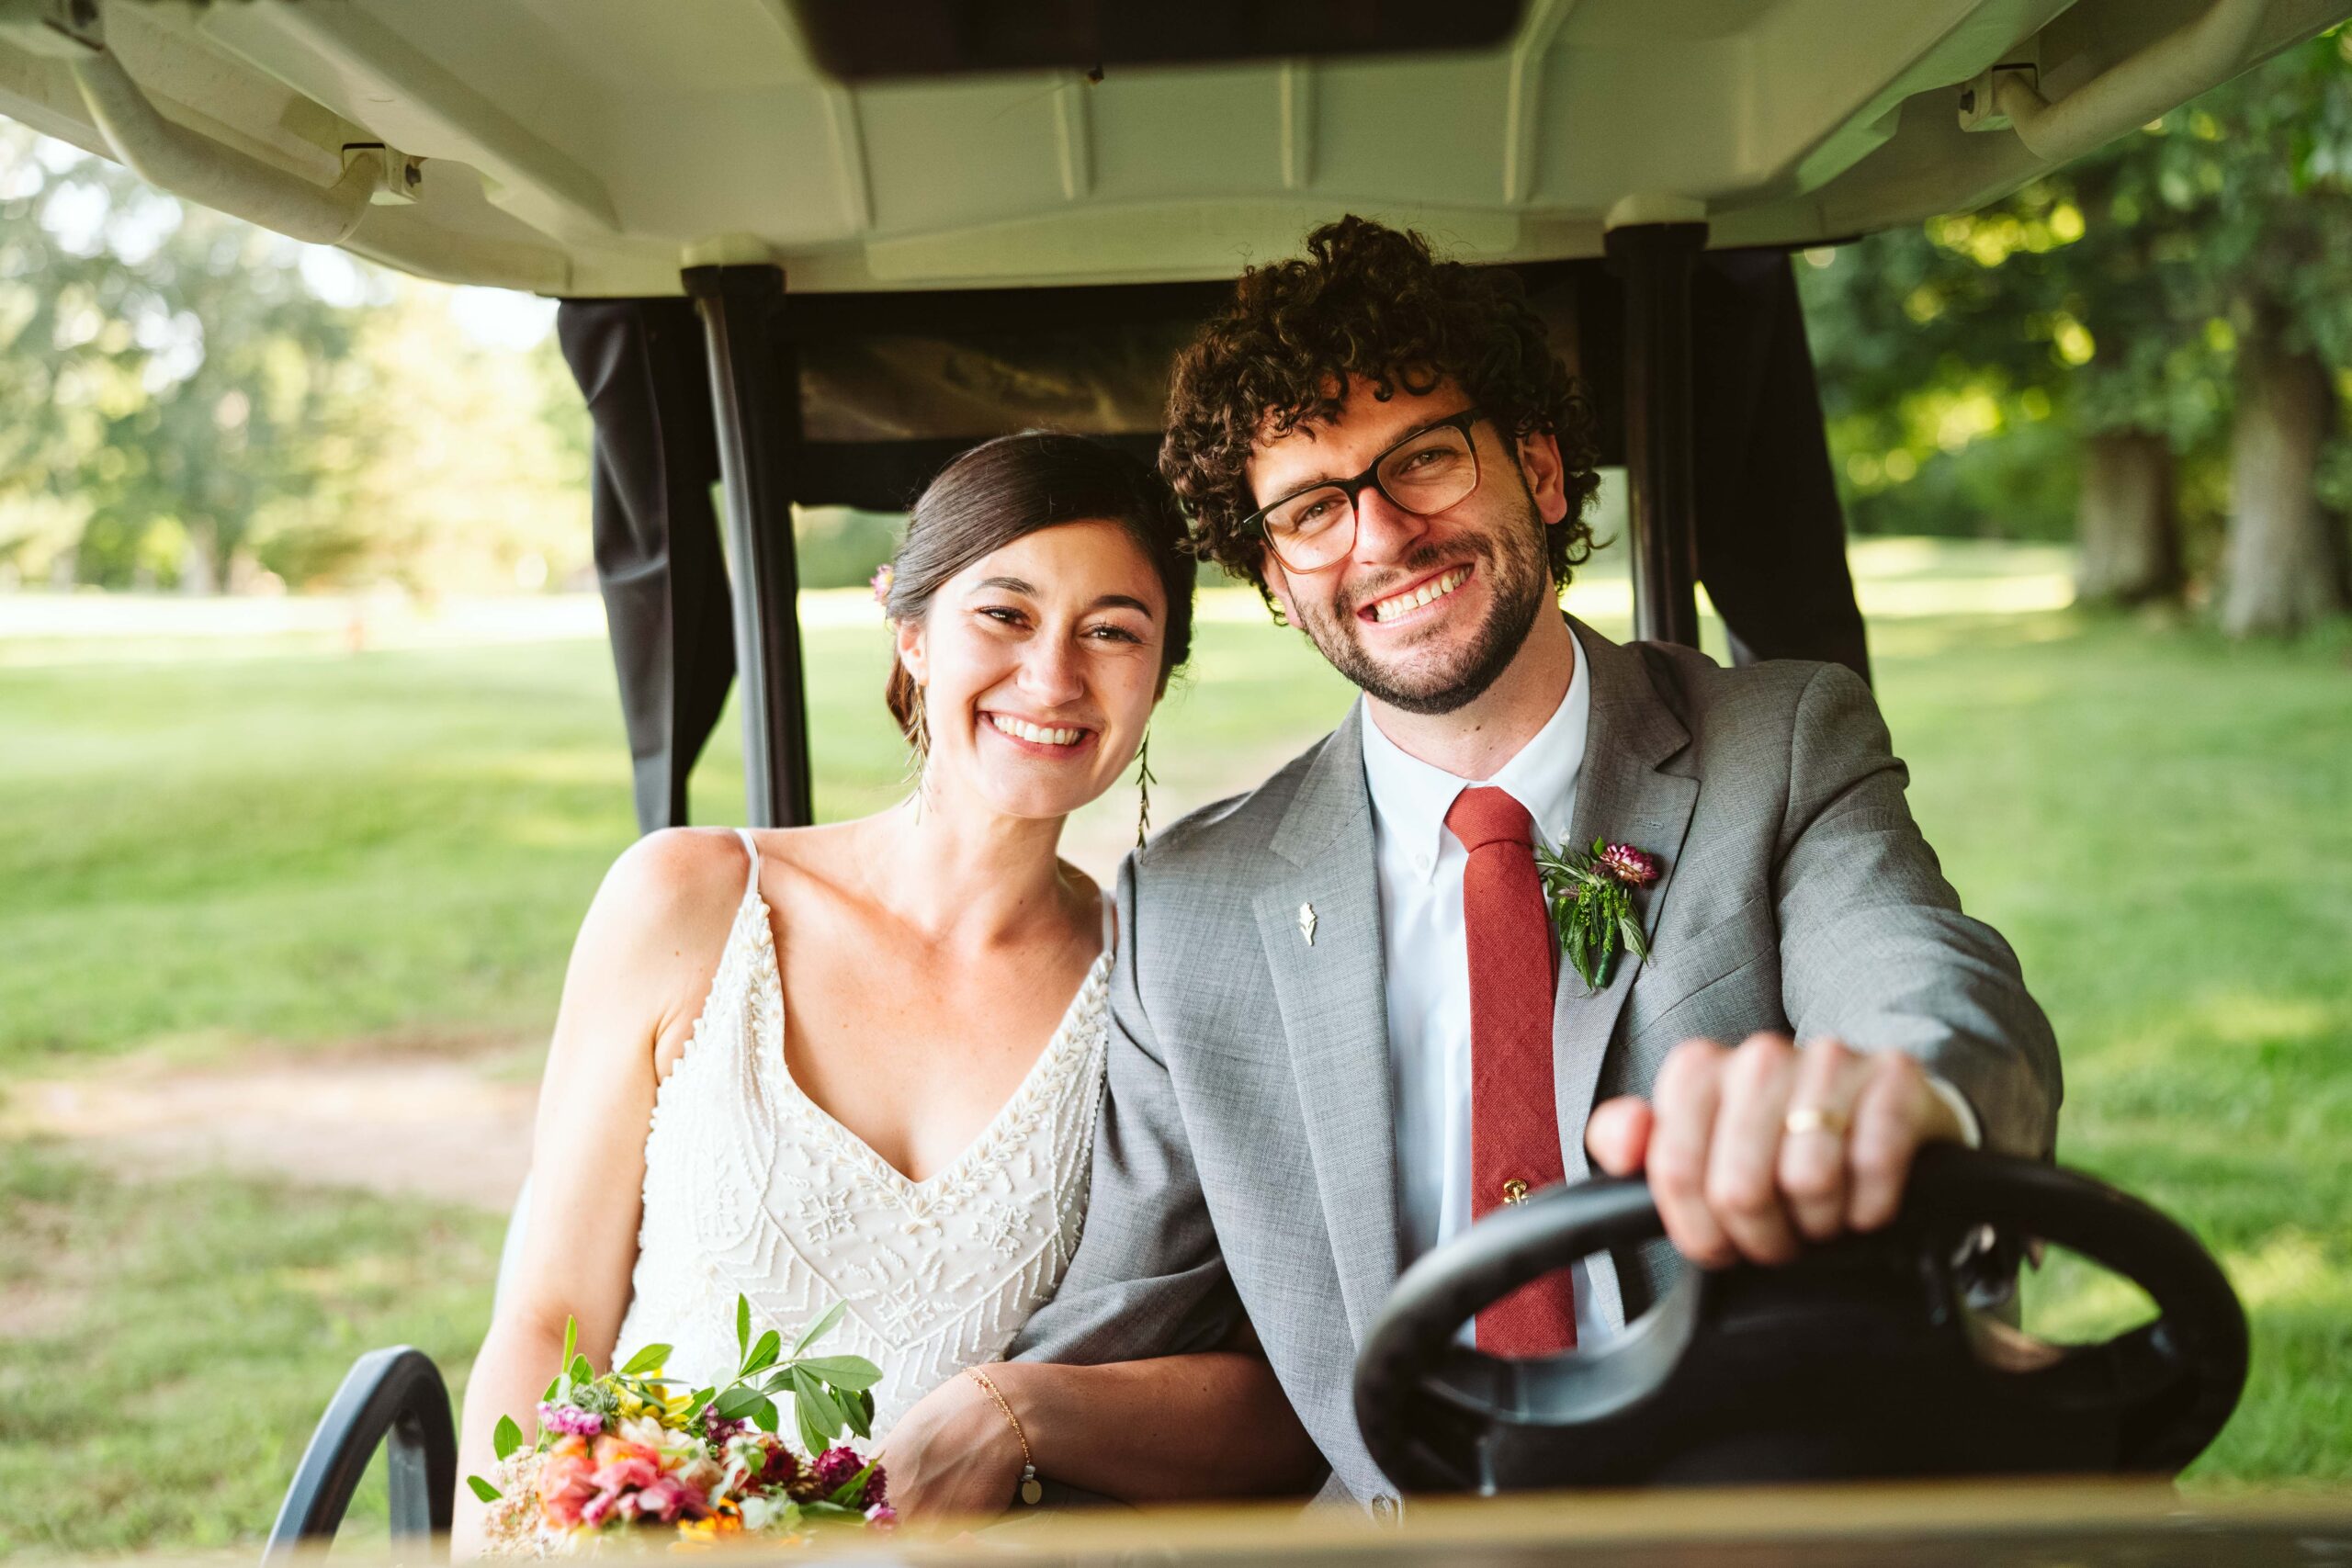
[1534,837,1662,994]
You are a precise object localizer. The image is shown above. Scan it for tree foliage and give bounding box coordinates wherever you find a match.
[1802,29,2352,629]
[0,122,590,593]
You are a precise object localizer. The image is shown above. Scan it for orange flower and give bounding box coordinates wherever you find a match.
[673,1501,744,1551]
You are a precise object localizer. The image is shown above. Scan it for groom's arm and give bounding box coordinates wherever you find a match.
[1589,660,2063,1270]
[1010,853,1240,1364]
[1771,661,2062,1158]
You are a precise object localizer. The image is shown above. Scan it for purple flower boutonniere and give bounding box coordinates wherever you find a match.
[1534,837,1661,994]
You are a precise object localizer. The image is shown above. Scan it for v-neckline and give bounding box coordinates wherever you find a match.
[733,883,1111,1201]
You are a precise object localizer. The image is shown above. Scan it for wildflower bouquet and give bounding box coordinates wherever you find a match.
[471,1296,891,1555]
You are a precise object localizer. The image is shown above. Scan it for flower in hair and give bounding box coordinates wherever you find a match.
[869,563,894,607]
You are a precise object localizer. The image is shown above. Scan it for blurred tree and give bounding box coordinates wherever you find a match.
[1803,142,2219,604]
[1804,31,2352,635]
[2169,33,2352,636]
[0,123,370,592]
[1796,30,2352,634]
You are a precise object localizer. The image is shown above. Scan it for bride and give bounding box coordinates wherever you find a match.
[453,433,1319,1551]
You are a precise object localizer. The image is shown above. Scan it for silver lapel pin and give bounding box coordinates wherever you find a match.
[1298,901,1317,946]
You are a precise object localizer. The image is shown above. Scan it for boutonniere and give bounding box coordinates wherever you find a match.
[1534,838,1661,994]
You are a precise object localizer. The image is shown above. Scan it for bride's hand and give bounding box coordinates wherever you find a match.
[877,1369,1028,1523]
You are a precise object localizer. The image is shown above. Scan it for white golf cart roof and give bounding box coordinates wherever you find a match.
[2,0,2344,296]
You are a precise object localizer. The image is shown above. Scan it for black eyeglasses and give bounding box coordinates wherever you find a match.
[1241,407,1487,573]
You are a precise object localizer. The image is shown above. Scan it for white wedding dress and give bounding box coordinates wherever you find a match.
[611,829,1110,1439]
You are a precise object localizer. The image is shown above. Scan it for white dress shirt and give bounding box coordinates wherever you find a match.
[1362,626,1977,1349]
[1362,626,1620,1344]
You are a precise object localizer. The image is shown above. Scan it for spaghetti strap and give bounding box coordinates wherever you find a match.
[1098,890,1117,961]
[733,828,762,902]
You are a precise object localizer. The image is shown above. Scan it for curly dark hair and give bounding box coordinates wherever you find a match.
[1160,216,1601,604]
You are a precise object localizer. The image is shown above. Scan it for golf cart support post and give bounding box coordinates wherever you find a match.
[560,246,1863,835]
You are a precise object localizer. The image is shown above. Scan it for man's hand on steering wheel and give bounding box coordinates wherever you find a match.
[1584,1036,1969,1269]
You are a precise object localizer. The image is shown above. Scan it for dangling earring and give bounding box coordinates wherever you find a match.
[1133,729,1157,848]
[905,682,931,819]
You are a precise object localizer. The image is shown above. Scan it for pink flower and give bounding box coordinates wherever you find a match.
[865,1504,899,1529]
[536,1437,599,1530]
[860,1461,887,1508]
[1598,842,1659,886]
[537,1400,605,1438]
[598,1455,661,1491]
[618,1474,709,1524]
[869,563,895,606]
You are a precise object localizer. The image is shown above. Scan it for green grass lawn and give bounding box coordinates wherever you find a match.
[0,553,2346,1555]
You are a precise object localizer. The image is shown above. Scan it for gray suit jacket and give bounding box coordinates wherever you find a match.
[1010,618,2061,1506]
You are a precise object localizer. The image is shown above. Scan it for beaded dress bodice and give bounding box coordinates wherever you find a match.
[612,829,1109,1439]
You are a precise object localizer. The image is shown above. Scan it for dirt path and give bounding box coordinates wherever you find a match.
[4,1047,538,1212]
[1,738,1331,1214]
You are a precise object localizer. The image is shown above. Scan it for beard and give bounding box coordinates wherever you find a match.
[1290,484,1553,716]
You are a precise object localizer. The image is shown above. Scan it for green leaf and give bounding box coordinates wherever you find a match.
[741,1328,781,1377]
[1619,914,1648,960]
[797,1397,830,1459]
[560,1316,578,1381]
[736,1294,752,1359]
[541,1374,560,1404]
[685,1386,716,1422]
[827,1459,879,1506]
[800,1500,865,1522]
[752,1395,779,1435]
[712,1383,766,1422]
[791,1300,848,1356]
[792,1366,845,1438]
[793,1354,882,1391]
[466,1475,503,1504]
[492,1414,522,1461]
[570,1354,594,1387]
[620,1342,672,1377]
[841,1388,873,1440]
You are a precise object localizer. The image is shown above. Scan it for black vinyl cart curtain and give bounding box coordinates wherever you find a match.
[555,252,1865,839]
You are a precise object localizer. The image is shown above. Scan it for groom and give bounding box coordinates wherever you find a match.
[1009,218,2060,1506]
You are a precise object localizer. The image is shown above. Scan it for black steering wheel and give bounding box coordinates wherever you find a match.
[1353,1147,2247,1494]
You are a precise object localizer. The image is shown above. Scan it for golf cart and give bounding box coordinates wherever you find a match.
[3,0,2345,1559]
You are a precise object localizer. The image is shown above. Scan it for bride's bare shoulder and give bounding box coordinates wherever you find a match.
[577,826,757,964]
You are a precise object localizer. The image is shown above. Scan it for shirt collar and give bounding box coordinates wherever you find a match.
[1360,624,1592,884]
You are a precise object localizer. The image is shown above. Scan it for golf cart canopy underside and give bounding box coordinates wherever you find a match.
[1,0,2345,295]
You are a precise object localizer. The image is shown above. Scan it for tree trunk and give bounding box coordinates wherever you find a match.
[2222,316,2349,637]
[179,526,220,596]
[2074,428,2180,605]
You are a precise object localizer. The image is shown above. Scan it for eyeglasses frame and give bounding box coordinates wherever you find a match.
[1240,406,1490,573]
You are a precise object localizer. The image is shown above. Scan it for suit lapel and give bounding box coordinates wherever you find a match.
[1259,702,1402,1344]
[1551,621,1700,1205]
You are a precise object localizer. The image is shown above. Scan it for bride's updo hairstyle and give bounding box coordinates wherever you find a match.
[881,431,1195,748]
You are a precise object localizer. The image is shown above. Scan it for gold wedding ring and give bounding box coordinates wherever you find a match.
[1784,1104,1850,1138]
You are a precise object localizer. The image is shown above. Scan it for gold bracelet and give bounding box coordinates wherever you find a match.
[964,1365,1043,1505]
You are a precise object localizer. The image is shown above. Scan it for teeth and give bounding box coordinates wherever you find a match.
[989,714,1085,747]
[1372,566,1469,623]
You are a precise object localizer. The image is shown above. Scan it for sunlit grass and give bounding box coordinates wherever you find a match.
[0,1138,502,1558]
[0,544,2346,1554]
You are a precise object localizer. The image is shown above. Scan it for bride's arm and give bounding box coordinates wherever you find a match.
[881,1329,1322,1517]
[450,831,745,1558]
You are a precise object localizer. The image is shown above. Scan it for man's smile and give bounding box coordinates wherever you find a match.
[1361,564,1473,626]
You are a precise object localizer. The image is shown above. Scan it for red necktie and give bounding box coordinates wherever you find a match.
[1445,785,1577,1355]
